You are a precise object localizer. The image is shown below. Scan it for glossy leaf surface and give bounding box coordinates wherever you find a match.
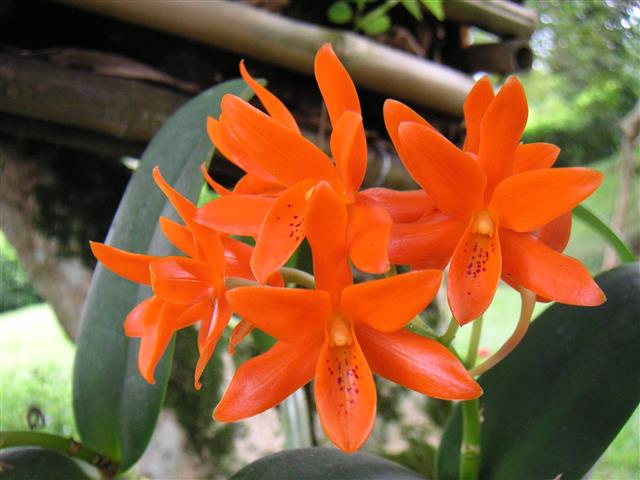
[0,447,95,480]
[73,79,253,472]
[437,263,640,479]
[230,448,424,479]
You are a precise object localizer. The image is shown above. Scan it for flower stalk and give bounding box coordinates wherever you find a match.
[460,398,482,480]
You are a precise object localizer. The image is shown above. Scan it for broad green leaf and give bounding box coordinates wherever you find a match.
[73,79,254,472]
[327,1,354,24]
[401,0,423,21]
[0,447,95,480]
[573,204,636,263]
[420,0,444,21]
[437,263,640,479]
[230,448,424,479]
[360,14,392,35]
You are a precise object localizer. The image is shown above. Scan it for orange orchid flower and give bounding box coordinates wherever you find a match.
[384,76,605,324]
[91,167,272,388]
[214,182,481,452]
[195,44,396,283]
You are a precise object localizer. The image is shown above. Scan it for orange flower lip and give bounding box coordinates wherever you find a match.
[471,209,497,237]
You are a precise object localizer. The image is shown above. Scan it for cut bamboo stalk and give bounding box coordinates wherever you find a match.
[444,0,537,39]
[54,0,474,115]
[460,39,533,74]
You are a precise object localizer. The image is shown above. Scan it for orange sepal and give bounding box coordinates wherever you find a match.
[346,201,392,274]
[513,143,560,173]
[159,217,197,258]
[150,257,213,305]
[330,111,367,197]
[195,296,233,389]
[90,241,158,285]
[383,99,434,166]
[124,297,153,337]
[448,225,502,325]
[229,319,254,354]
[357,325,482,400]
[152,167,197,225]
[251,180,316,284]
[501,229,605,306]
[195,194,274,236]
[314,43,361,126]
[359,188,435,223]
[233,174,283,195]
[138,299,181,384]
[200,163,230,196]
[388,213,465,266]
[221,95,339,187]
[398,122,486,221]
[462,76,494,154]
[239,60,299,133]
[314,333,376,452]
[491,167,603,232]
[225,286,330,343]
[214,332,322,421]
[538,211,572,253]
[477,76,528,195]
[341,269,442,333]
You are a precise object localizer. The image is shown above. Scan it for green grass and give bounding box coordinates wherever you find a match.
[0,304,76,436]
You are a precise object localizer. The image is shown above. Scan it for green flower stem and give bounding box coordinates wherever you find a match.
[460,399,482,480]
[280,267,316,289]
[438,317,459,346]
[0,431,118,475]
[465,316,483,369]
[224,277,258,289]
[470,288,536,377]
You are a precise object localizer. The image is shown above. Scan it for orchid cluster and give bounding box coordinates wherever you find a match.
[91,44,604,452]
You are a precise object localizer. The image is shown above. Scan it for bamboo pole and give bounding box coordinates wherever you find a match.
[54,0,474,115]
[444,0,537,39]
[460,39,533,74]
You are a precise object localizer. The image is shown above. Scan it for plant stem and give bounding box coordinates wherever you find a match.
[470,288,536,376]
[465,316,483,369]
[460,399,482,480]
[280,267,316,289]
[0,431,118,476]
[280,389,313,449]
[438,317,459,346]
[224,276,258,289]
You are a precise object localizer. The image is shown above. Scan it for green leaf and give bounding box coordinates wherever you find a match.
[230,448,425,479]
[420,0,444,21]
[401,0,423,21]
[327,1,354,24]
[72,79,254,472]
[437,263,640,479]
[359,14,392,35]
[0,447,95,480]
[573,204,636,263]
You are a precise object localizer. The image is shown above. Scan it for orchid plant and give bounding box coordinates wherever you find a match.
[3,44,637,480]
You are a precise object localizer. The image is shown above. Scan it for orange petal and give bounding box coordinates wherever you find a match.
[330,111,367,197]
[221,236,254,279]
[359,188,435,223]
[195,295,233,389]
[239,60,299,133]
[251,180,316,284]
[501,229,605,306]
[341,270,442,333]
[225,286,330,342]
[150,257,213,305]
[90,241,157,285]
[462,76,494,154]
[159,217,197,258]
[398,122,486,220]
[229,319,254,354]
[201,163,230,196]
[234,174,283,195]
[346,201,392,274]
[477,76,528,195]
[124,298,153,337]
[537,211,572,252]
[513,143,560,173]
[388,213,465,266]
[214,332,322,421]
[490,168,603,232]
[448,225,502,325]
[207,116,277,182]
[314,44,360,126]
[138,300,182,384]
[314,333,376,452]
[176,300,213,329]
[221,95,339,187]
[153,167,197,225]
[195,194,274,236]
[305,182,352,304]
[356,325,481,400]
